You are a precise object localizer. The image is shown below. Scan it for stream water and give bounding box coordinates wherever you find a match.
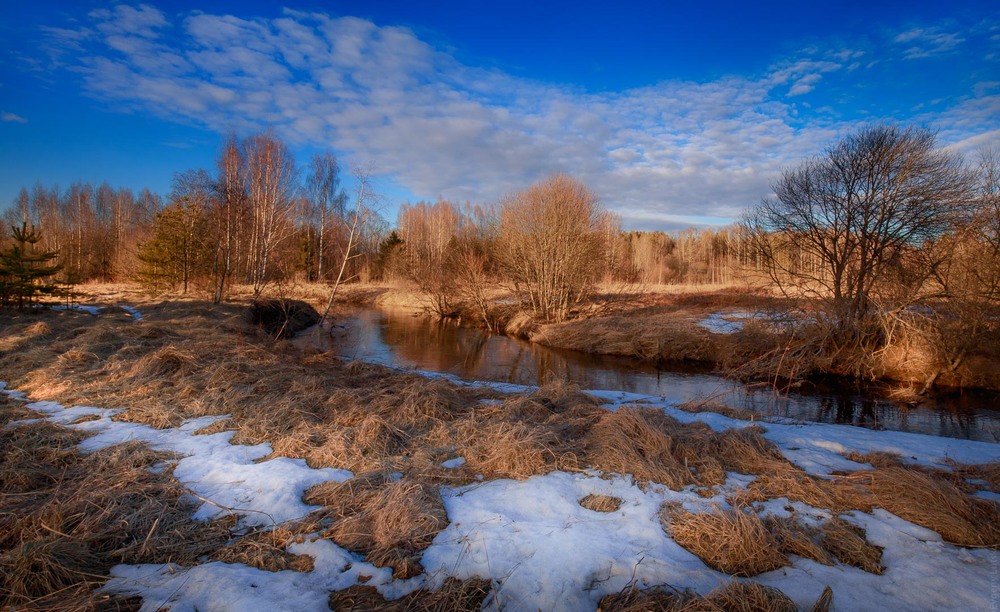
[305,307,1000,443]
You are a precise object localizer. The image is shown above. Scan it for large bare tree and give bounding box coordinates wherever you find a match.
[745,125,973,341]
[497,174,609,323]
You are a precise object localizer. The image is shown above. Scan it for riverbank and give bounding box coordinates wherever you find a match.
[1,299,999,609]
[325,281,1000,393]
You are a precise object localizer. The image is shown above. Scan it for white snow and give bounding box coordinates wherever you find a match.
[8,393,351,527]
[49,303,143,320]
[695,311,748,334]
[441,456,466,469]
[118,305,144,321]
[4,379,999,611]
[52,303,103,315]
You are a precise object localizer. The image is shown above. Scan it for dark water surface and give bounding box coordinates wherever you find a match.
[306,308,1000,443]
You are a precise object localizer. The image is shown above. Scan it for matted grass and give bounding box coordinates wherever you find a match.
[310,477,448,579]
[579,494,623,513]
[661,505,788,577]
[0,413,231,610]
[210,527,315,573]
[820,519,884,574]
[327,577,493,611]
[846,467,1000,547]
[598,579,802,611]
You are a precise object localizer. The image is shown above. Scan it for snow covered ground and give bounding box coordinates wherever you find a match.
[3,380,999,611]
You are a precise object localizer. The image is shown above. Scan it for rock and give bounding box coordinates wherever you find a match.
[246,299,320,338]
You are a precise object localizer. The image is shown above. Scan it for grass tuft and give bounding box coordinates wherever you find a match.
[327,577,492,611]
[579,494,622,513]
[661,505,788,577]
[820,518,884,574]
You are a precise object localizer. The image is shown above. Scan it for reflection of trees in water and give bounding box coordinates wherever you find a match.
[814,396,882,429]
[341,308,1000,442]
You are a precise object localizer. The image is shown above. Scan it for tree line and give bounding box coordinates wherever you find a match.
[3,126,997,331]
[1,131,765,314]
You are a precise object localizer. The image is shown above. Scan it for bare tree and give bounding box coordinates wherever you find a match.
[211,134,246,303]
[243,131,297,297]
[496,174,608,322]
[306,152,347,282]
[745,125,973,342]
[319,166,377,326]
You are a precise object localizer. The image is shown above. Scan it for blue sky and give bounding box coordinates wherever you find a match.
[1,1,998,230]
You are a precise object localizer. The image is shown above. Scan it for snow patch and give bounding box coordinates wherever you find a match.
[9,392,351,527]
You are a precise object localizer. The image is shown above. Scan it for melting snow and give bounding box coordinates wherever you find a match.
[3,380,999,611]
[50,303,143,320]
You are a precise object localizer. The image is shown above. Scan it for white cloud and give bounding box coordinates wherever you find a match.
[2,112,28,123]
[893,27,965,59]
[55,7,999,229]
[788,74,823,96]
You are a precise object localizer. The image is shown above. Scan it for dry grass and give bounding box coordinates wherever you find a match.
[762,516,832,566]
[0,416,230,610]
[661,505,788,577]
[598,579,800,611]
[598,584,696,611]
[327,577,492,611]
[534,312,717,363]
[820,519,884,574]
[587,407,701,488]
[309,477,448,579]
[457,420,562,479]
[210,527,315,573]
[702,581,798,611]
[728,471,872,515]
[847,467,1000,547]
[586,408,791,490]
[954,462,1000,493]
[676,400,757,422]
[3,295,997,607]
[843,451,904,468]
[579,494,623,513]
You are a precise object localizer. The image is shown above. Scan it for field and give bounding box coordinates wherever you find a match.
[1,290,999,610]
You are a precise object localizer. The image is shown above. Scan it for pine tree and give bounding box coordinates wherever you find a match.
[135,198,209,293]
[0,223,63,310]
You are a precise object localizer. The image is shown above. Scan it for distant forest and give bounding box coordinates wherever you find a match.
[0,131,761,300]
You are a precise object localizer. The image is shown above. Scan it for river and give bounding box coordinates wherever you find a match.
[302,307,1000,443]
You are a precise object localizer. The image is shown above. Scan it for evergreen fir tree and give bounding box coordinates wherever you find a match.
[0,223,63,310]
[136,198,209,293]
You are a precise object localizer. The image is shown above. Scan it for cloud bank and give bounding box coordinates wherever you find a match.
[43,5,1000,229]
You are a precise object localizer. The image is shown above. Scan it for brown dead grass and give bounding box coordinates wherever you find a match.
[311,477,448,579]
[534,312,717,364]
[846,467,1000,547]
[703,580,798,611]
[579,494,623,513]
[586,407,791,490]
[588,407,699,488]
[820,519,884,574]
[762,516,832,566]
[661,505,788,577]
[728,471,873,515]
[210,527,314,573]
[954,462,1000,493]
[4,296,997,607]
[0,417,230,610]
[676,400,757,422]
[327,577,492,611]
[598,579,800,612]
[843,451,905,468]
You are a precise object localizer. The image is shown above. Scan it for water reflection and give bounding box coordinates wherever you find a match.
[310,308,1000,443]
